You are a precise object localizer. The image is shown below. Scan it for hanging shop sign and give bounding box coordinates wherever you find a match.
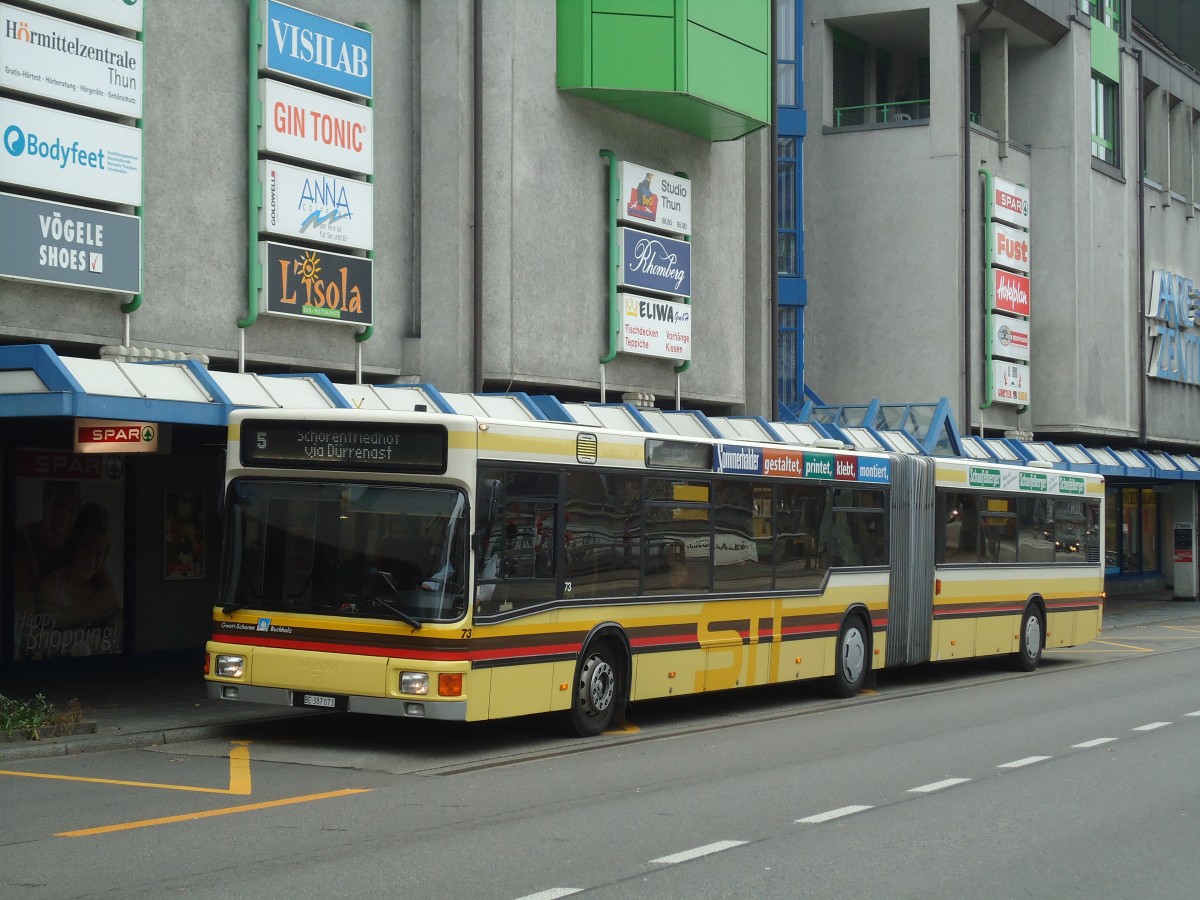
[1145,269,1200,385]
[19,0,143,32]
[0,4,142,118]
[259,78,373,175]
[991,176,1030,230]
[990,359,1030,405]
[618,162,691,236]
[989,221,1030,274]
[260,160,373,250]
[990,313,1030,363]
[74,418,158,453]
[991,268,1030,317]
[0,96,141,205]
[0,191,140,293]
[618,227,691,298]
[260,0,373,99]
[259,240,372,326]
[619,293,691,360]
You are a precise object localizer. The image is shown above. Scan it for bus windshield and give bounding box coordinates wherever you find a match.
[220,480,469,624]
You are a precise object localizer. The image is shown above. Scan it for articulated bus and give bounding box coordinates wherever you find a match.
[205,407,1104,735]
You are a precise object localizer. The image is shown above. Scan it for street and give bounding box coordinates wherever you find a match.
[3,615,1200,898]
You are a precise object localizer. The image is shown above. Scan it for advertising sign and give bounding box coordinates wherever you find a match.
[618,227,691,297]
[618,161,692,236]
[19,0,143,32]
[992,268,1030,317]
[260,160,373,250]
[74,418,157,453]
[13,448,126,662]
[259,78,373,175]
[0,97,141,204]
[990,313,1030,362]
[620,293,691,360]
[1145,269,1200,385]
[0,4,142,117]
[990,359,1031,406]
[260,0,372,99]
[990,221,1030,274]
[991,176,1030,229]
[260,241,372,326]
[0,192,140,293]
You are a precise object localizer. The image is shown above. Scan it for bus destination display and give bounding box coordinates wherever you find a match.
[241,421,447,473]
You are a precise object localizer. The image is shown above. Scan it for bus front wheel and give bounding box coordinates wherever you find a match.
[1014,607,1043,672]
[830,615,869,698]
[569,641,622,737]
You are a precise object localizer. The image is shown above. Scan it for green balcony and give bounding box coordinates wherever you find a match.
[556,0,771,142]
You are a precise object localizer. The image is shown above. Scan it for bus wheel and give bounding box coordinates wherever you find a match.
[1014,607,1043,672]
[830,615,868,698]
[569,641,620,737]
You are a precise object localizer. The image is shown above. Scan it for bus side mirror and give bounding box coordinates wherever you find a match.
[473,479,503,553]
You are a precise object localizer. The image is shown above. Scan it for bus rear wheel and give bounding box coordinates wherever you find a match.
[1013,607,1043,672]
[569,641,622,737]
[830,615,869,698]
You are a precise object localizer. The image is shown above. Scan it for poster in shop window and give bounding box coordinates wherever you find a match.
[164,491,206,580]
[12,449,125,661]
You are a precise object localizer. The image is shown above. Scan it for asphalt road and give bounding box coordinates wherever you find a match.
[2,615,1199,899]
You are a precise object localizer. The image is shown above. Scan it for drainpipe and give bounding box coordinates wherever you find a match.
[963,0,996,429]
[1134,47,1147,443]
[472,0,483,392]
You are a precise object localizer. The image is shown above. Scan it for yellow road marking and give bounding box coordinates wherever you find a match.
[605,722,641,735]
[860,689,879,695]
[0,741,254,795]
[1084,640,1155,653]
[56,788,372,837]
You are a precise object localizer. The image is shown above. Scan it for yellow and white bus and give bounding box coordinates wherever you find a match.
[205,407,1104,735]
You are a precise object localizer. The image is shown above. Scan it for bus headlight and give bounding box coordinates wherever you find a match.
[216,654,245,678]
[400,672,429,695]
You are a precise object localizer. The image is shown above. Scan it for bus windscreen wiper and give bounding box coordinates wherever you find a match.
[369,567,422,630]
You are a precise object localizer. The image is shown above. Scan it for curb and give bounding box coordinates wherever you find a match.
[0,721,255,763]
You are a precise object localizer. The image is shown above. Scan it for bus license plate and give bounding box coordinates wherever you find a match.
[302,694,337,708]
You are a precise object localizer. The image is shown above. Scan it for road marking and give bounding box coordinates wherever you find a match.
[1163,625,1200,634]
[1072,738,1117,748]
[1087,640,1155,653]
[651,841,747,865]
[604,722,641,735]
[1132,722,1171,732]
[0,741,253,796]
[908,778,970,793]
[1185,711,1200,718]
[796,805,872,824]
[997,756,1051,769]
[513,890,581,900]
[56,788,371,837]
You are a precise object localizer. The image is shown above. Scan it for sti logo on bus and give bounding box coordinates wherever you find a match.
[969,467,1002,488]
[716,444,763,474]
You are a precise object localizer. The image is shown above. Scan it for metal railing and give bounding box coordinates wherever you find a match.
[834,99,930,127]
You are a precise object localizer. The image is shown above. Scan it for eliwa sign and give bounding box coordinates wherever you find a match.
[620,294,691,360]
[0,3,143,117]
[0,191,140,293]
[0,96,141,205]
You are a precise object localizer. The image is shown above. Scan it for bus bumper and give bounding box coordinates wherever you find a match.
[205,681,469,721]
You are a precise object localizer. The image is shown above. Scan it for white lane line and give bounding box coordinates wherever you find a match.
[997,756,1052,769]
[907,777,970,793]
[1072,738,1117,748]
[1185,711,1200,717]
[513,890,581,900]
[1132,722,1171,732]
[651,841,747,865]
[796,805,872,824]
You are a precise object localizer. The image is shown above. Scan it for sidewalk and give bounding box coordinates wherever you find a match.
[2,592,1197,762]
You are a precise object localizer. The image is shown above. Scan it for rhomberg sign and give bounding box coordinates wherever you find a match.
[259,241,372,326]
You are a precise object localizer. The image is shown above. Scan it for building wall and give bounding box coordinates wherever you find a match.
[0,0,772,410]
